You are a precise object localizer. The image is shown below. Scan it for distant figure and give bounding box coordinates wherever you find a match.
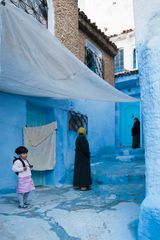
[73,127,92,191]
[132,118,140,149]
[12,146,35,209]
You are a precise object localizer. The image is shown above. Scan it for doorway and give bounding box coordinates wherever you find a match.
[119,102,140,147]
[26,103,46,186]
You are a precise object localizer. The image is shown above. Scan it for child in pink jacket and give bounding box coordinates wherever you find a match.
[12,146,35,209]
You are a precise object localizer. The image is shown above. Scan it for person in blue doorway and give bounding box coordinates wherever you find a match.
[73,127,92,191]
[12,146,35,209]
[132,118,140,149]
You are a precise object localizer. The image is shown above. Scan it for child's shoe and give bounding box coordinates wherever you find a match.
[24,202,30,206]
[18,205,29,209]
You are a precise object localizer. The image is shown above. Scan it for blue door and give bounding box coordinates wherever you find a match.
[26,104,46,186]
[119,102,140,147]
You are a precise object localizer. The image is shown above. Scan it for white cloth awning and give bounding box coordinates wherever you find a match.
[0,3,137,102]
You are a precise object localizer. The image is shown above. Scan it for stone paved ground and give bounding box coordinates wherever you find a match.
[0,150,145,239]
[0,185,140,240]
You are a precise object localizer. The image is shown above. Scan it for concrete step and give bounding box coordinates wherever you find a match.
[95,182,145,204]
[115,154,144,162]
[94,173,145,185]
[66,151,145,205]
[93,161,145,204]
[116,148,145,162]
[92,148,145,163]
[116,147,144,156]
[91,160,145,185]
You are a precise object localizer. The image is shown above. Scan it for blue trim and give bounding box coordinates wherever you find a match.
[115,72,140,97]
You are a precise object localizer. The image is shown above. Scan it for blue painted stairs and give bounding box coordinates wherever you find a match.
[91,148,145,204]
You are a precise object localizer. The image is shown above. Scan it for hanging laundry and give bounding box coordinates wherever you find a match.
[24,122,57,171]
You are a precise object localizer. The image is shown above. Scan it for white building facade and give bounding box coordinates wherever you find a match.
[133,0,160,238]
[110,30,137,73]
[110,30,141,148]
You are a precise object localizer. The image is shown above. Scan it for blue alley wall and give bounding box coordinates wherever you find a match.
[0,92,115,192]
[0,93,26,193]
[115,71,141,147]
[66,100,115,169]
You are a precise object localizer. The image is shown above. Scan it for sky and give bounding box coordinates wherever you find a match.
[78,0,134,35]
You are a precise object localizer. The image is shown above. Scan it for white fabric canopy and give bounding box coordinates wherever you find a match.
[24,122,57,171]
[0,3,136,102]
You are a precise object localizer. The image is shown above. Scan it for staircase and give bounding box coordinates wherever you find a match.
[91,148,145,204]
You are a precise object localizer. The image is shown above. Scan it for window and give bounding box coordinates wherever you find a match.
[85,41,104,78]
[69,111,88,132]
[9,0,48,27]
[133,48,137,69]
[114,48,124,73]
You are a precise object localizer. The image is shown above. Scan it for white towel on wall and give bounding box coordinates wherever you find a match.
[24,122,57,171]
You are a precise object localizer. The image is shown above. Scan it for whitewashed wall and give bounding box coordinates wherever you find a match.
[111,31,137,71]
[133,0,160,239]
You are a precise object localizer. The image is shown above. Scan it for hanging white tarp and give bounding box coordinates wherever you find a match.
[0,3,136,102]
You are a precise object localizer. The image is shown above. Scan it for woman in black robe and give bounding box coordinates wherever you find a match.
[132,118,140,149]
[73,127,92,191]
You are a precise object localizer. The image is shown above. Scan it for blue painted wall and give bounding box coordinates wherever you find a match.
[67,99,115,159]
[0,92,115,192]
[119,102,140,147]
[64,99,116,184]
[0,92,26,193]
[115,71,142,148]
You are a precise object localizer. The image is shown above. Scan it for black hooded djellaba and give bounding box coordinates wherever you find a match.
[73,134,92,188]
[132,118,140,149]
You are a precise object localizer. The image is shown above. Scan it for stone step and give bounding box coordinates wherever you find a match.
[116,148,145,156]
[94,173,145,185]
[115,154,144,162]
[95,182,145,204]
[92,155,144,164]
[91,159,145,185]
[92,148,145,163]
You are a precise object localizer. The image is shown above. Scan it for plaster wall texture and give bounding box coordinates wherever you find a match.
[0,94,69,191]
[133,0,160,238]
[65,99,115,171]
[0,93,26,192]
[0,93,115,192]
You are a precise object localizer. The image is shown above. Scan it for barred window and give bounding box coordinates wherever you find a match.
[85,41,104,79]
[9,0,48,26]
[69,111,88,133]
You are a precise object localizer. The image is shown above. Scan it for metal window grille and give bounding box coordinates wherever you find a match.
[85,46,104,79]
[9,0,48,26]
[68,111,88,132]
